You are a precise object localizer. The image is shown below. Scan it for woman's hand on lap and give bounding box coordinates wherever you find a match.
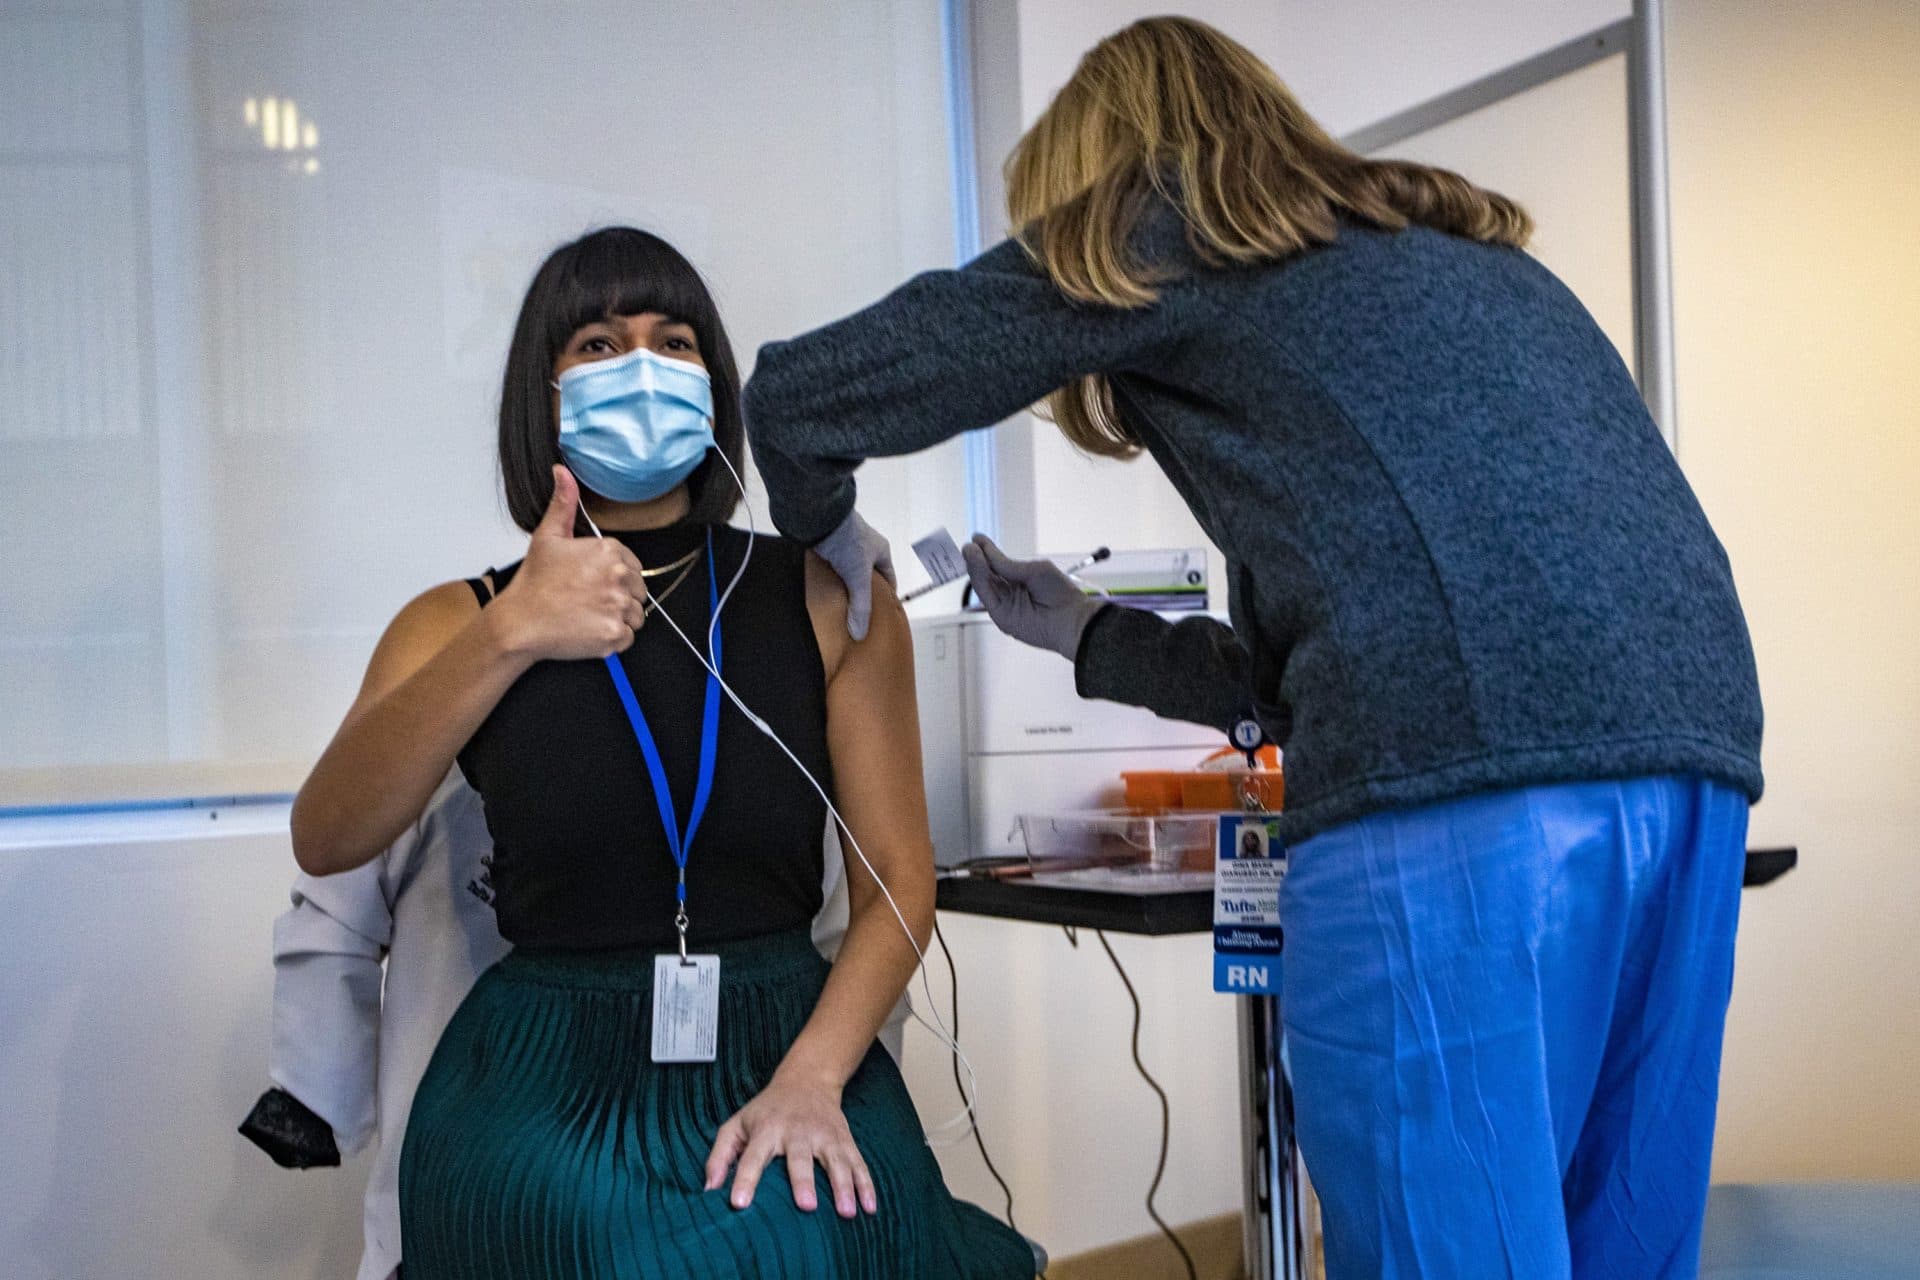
[488,466,649,661]
[704,1071,877,1218]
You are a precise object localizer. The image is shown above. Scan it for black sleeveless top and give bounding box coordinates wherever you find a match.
[458,523,832,951]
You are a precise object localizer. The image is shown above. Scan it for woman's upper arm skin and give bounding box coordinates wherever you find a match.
[345,581,481,725]
[804,553,853,680]
[813,568,936,912]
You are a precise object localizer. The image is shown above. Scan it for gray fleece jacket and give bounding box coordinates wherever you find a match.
[743,211,1763,843]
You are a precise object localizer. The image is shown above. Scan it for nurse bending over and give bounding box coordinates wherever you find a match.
[288,227,1033,1280]
[744,17,1763,1280]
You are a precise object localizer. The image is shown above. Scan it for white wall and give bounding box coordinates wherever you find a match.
[0,806,369,1279]
[904,918,1243,1260]
[1669,0,1920,1182]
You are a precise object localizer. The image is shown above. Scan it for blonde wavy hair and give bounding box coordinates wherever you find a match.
[1006,16,1533,457]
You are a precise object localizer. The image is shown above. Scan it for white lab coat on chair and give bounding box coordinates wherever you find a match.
[270,769,506,1280]
[268,767,907,1280]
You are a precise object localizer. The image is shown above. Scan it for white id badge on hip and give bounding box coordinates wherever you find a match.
[652,954,720,1063]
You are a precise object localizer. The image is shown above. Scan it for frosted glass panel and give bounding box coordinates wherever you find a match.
[0,0,961,804]
[1375,53,1636,367]
[0,14,134,153]
[0,165,144,442]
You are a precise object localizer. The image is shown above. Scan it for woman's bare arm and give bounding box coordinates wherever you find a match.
[781,562,933,1084]
[291,468,648,876]
[704,559,934,1218]
[289,583,522,876]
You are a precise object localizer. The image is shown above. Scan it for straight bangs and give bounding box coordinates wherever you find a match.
[538,231,723,366]
[498,227,745,532]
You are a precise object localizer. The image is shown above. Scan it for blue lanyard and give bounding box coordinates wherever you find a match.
[602,531,722,930]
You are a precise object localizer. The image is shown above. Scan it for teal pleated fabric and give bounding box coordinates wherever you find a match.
[398,930,1034,1279]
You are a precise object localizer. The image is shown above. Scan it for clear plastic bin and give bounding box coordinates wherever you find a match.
[1016,810,1219,873]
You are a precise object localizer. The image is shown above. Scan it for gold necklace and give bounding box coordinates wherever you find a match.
[642,555,699,619]
[639,546,701,579]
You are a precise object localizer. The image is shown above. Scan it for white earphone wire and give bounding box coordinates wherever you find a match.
[583,454,982,1144]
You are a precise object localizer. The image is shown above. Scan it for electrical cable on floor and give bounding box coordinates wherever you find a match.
[932,917,1020,1234]
[1095,929,1199,1280]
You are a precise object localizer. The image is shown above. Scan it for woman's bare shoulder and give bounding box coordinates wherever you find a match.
[803,551,853,678]
[355,579,484,705]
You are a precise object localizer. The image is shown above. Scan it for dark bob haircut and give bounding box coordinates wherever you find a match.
[498,227,744,532]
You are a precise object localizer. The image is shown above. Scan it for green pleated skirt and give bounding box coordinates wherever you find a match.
[398,929,1034,1279]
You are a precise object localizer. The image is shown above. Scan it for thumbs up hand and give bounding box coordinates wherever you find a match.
[491,466,651,661]
[533,463,586,541]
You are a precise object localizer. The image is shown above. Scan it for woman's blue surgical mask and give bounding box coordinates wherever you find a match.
[555,346,716,503]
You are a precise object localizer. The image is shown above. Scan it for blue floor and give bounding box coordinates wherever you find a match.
[1701,1183,1920,1279]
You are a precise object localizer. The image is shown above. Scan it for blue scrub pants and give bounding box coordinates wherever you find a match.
[1280,776,1748,1279]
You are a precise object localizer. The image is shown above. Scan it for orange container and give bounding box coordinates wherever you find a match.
[1121,771,1189,810]
[1122,768,1284,813]
[1181,770,1283,811]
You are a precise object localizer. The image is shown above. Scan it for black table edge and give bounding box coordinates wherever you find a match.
[934,875,1212,935]
[1743,846,1798,888]
[938,846,1800,936]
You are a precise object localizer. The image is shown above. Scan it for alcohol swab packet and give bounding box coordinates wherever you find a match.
[902,528,967,601]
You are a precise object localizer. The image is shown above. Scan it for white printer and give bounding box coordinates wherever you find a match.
[911,612,1227,868]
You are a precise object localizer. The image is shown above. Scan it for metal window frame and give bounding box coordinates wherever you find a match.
[941,0,1001,541]
[1342,4,1678,452]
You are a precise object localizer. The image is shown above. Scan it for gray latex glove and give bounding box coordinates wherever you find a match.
[961,535,1104,661]
[813,508,896,641]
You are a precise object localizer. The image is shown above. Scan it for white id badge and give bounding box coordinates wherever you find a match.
[1213,814,1284,995]
[652,954,720,1063]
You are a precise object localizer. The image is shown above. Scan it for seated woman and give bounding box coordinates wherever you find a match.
[289,226,1034,1280]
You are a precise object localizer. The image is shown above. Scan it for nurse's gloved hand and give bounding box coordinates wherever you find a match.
[813,509,896,641]
[962,535,1104,661]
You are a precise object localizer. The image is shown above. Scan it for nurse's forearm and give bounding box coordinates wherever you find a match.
[744,238,1184,544]
[1076,605,1261,736]
[775,881,931,1090]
